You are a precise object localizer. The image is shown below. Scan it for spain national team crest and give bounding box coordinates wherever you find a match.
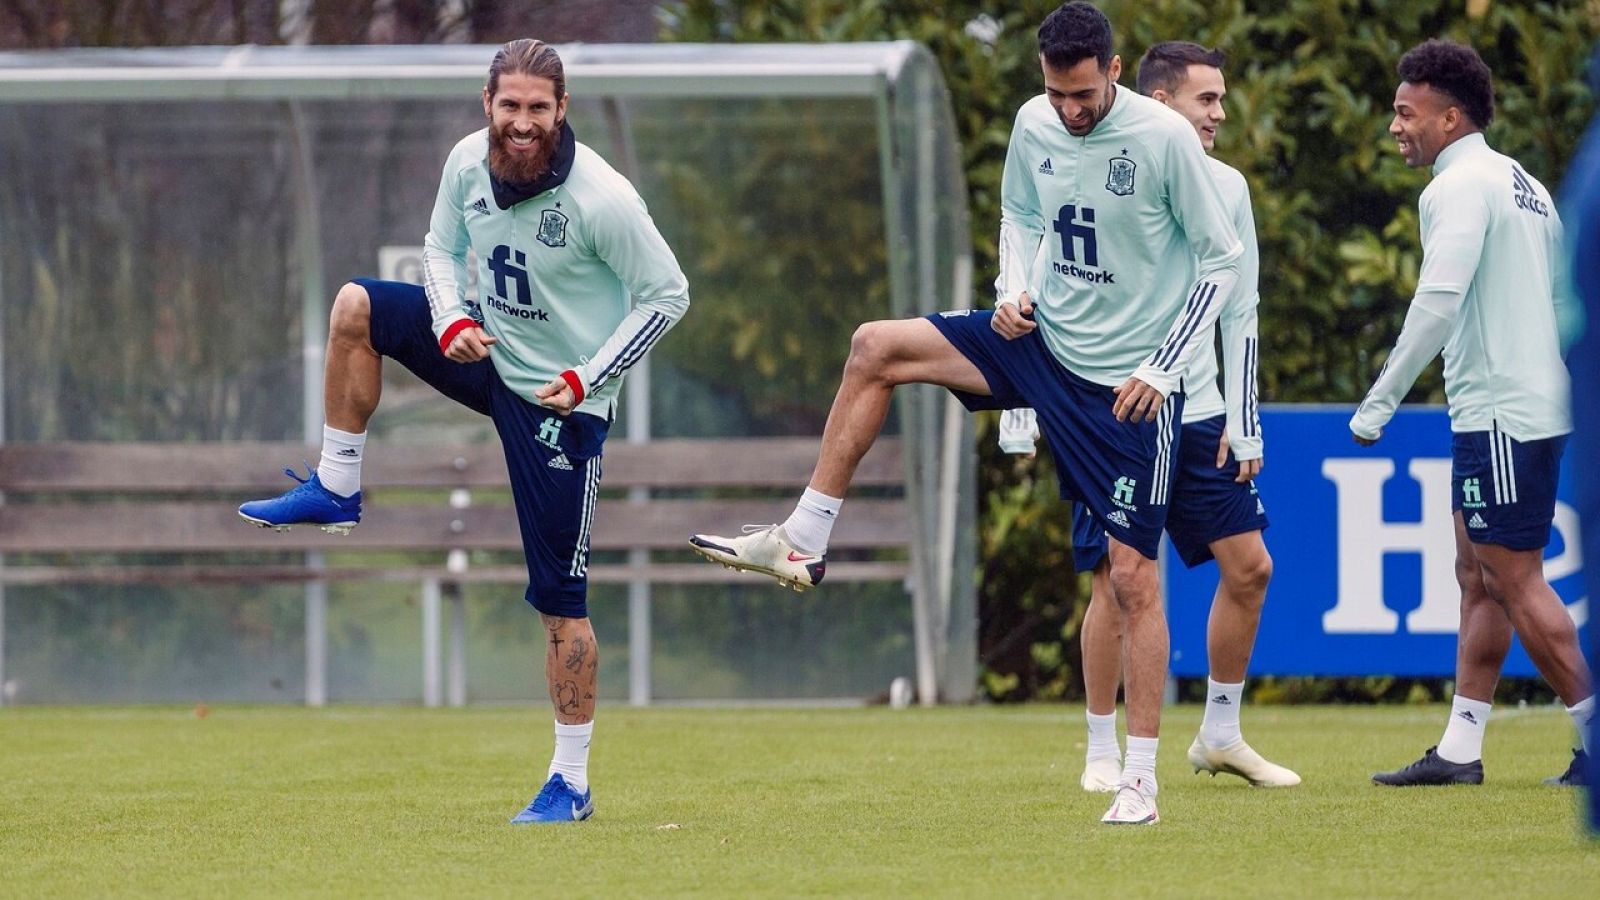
[1106,156,1136,196]
[536,209,568,248]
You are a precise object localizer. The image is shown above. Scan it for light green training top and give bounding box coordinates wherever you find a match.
[422,130,690,420]
[1352,133,1572,441]
[996,88,1243,396]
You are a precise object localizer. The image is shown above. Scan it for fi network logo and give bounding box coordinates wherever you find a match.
[1112,476,1138,510]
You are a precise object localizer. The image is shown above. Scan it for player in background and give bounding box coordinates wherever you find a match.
[238,39,690,822]
[1352,39,1593,787]
[691,1,1245,825]
[999,41,1297,792]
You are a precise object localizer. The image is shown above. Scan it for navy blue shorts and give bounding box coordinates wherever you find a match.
[927,310,1183,560]
[1452,425,1567,551]
[1071,414,1270,571]
[357,278,609,618]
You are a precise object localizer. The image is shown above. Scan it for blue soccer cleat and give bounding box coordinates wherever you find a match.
[238,466,362,535]
[510,774,593,825]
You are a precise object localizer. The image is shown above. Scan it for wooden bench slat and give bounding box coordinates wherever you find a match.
[0,498,910,554]
[0,438,904,492]
[0,561,911,587]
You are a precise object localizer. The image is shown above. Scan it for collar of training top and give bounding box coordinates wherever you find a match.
[488,120,576,210]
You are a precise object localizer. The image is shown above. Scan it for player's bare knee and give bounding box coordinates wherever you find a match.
[844,321,902,385]
[329,282,372,342]
[1453,557,1480,595]
[1222,550,1272,607]
[1476,563,1517,608]
[1106,561,1158,615]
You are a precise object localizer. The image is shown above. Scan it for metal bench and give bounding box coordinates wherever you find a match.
[0,437,911,705]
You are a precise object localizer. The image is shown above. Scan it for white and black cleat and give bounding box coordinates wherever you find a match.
[688,525,826,592]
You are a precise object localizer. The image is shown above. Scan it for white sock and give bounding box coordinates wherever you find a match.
[1123,735,1158,795]
[1085,710,1120,762]
[781,487,842,555]
[316,425,366,498]
[1567,695,1595,756]
[548,720,593,793]
[1200,678,1244,748]
[1437,694,1492,764]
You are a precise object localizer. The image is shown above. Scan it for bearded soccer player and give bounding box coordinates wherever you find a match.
[238,40,690,823]
[1352,40,1593,787]
[1000,41,1297,793]
[691,1,1243,826]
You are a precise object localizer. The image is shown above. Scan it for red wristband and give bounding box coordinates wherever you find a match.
[559,370,585,406]
[438,318,477,355]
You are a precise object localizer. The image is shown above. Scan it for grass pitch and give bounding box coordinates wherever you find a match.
[1,704,1593,898]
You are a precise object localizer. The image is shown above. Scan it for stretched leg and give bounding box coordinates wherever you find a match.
[237,281,389,528]
[807,318,991,496]
[690,318,990,588]
[324,282,383,432]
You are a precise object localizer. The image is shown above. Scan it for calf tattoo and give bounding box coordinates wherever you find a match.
[555,680,581,716]
[565,637,589,673]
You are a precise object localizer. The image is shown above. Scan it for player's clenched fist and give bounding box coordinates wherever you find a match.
[991,292,1038,340]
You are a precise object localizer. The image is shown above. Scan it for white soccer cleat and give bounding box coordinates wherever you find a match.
[688,524,826,593]
[1100,778,1159,825]
[1187,736,1301,787]
[1080,756,1122,793]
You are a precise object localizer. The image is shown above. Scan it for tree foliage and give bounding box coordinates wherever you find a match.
[661,0,1598,700]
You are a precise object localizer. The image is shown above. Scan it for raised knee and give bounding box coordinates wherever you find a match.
[844,321,897,382]
[329,282,371,341]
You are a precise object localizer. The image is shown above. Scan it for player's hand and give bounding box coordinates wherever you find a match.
[444,326,497,363]
[1111,377,1165,423]
[1215,429,1262,483]
[1352,431,1379,447]
[991,293,1037,340]
[535,377,577,415]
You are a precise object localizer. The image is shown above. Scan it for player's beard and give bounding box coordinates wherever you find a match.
[1064,82,1116,136]
[488,117,562,184]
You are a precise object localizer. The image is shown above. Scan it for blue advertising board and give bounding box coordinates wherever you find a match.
[1166,405,1588,677]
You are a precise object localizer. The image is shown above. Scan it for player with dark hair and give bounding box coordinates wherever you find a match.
[1354,39,1593,786]
[1134,41,1226,98]
[691,1,1245,825]
[1002,39,1297,793]
[238,38,691,823]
